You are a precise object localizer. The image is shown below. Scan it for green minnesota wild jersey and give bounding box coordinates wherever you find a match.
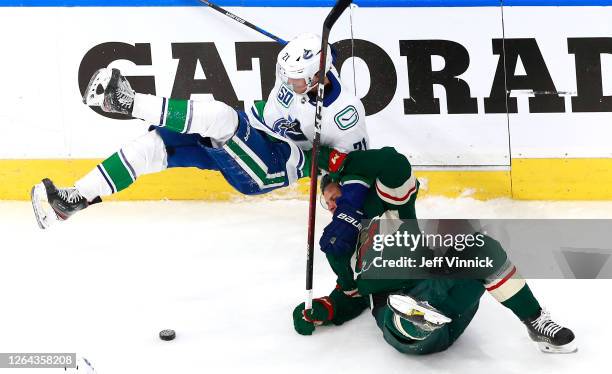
[332,146,419,220]
[313,146,421,294]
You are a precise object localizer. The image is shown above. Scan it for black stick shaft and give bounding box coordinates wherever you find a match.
[305,0,353,311]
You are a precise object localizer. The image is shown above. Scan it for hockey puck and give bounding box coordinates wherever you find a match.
[159,329,176,341]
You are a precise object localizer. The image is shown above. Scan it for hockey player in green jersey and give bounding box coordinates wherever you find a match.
[293,146,577,354]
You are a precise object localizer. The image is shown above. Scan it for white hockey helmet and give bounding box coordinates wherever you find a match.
[277,33,333,93]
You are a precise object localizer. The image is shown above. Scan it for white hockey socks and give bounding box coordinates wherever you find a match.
[132,93,238,145]
[75,131,168,201]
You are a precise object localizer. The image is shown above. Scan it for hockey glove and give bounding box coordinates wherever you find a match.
[293,286,368,336]
[293,296,335,336]
[320,181,368,257]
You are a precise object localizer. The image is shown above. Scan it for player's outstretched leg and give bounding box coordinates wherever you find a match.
[475,236,577,353]
[522,309,576,353]
[31,178,101,229]
[83,68,135,115]
[31,131,168,229]
[388,293,452,333]
[84,68,238,146]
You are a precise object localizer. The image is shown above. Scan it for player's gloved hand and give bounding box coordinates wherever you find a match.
[320,182,369,257]
[293,296,334,336]
[293,286,368,335]
[320,203,364,256]
[316,147,347,175]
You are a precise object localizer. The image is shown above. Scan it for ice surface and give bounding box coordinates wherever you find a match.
[0,197,609,374]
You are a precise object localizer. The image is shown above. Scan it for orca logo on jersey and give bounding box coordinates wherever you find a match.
[273,117,308,141]
[334,105,359,130]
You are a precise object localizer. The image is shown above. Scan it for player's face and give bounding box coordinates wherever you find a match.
[287,74,320,95]
[323,183,342,214]
[287,78,309,94]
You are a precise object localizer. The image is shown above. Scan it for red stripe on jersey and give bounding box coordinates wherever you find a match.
[334,284,359,297]
[376,182,416,203]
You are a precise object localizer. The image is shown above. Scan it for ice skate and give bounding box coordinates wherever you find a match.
[388,293,452,332]
[523,309,577,353]
[31,178,99,229]
[82,68,134,115]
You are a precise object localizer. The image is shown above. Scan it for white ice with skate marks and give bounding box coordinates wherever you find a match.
[0,197,610,374]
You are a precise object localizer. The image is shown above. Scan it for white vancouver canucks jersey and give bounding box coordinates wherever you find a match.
[248,67,369,153]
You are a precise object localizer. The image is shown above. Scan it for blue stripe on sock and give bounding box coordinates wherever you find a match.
[185,100,193,134]
[119,149,137,181]
[97,164,116,194]
[159,97,167,126]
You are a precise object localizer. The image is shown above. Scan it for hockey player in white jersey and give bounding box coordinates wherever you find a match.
[254,33,368,153]
[31,33,369,228]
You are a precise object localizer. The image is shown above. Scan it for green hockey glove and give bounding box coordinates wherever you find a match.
[292,286,369,336]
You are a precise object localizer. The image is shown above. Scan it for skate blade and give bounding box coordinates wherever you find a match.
[388,294,452,325]
[536,340,578,354]
[31,183,57,230]
[82,68,111,106]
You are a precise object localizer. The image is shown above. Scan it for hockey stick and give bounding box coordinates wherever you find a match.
[198,0,288,45]
[305,0,353,312]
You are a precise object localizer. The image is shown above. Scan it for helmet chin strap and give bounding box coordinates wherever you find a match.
[305,77,317,93]
[305,72,325,94]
